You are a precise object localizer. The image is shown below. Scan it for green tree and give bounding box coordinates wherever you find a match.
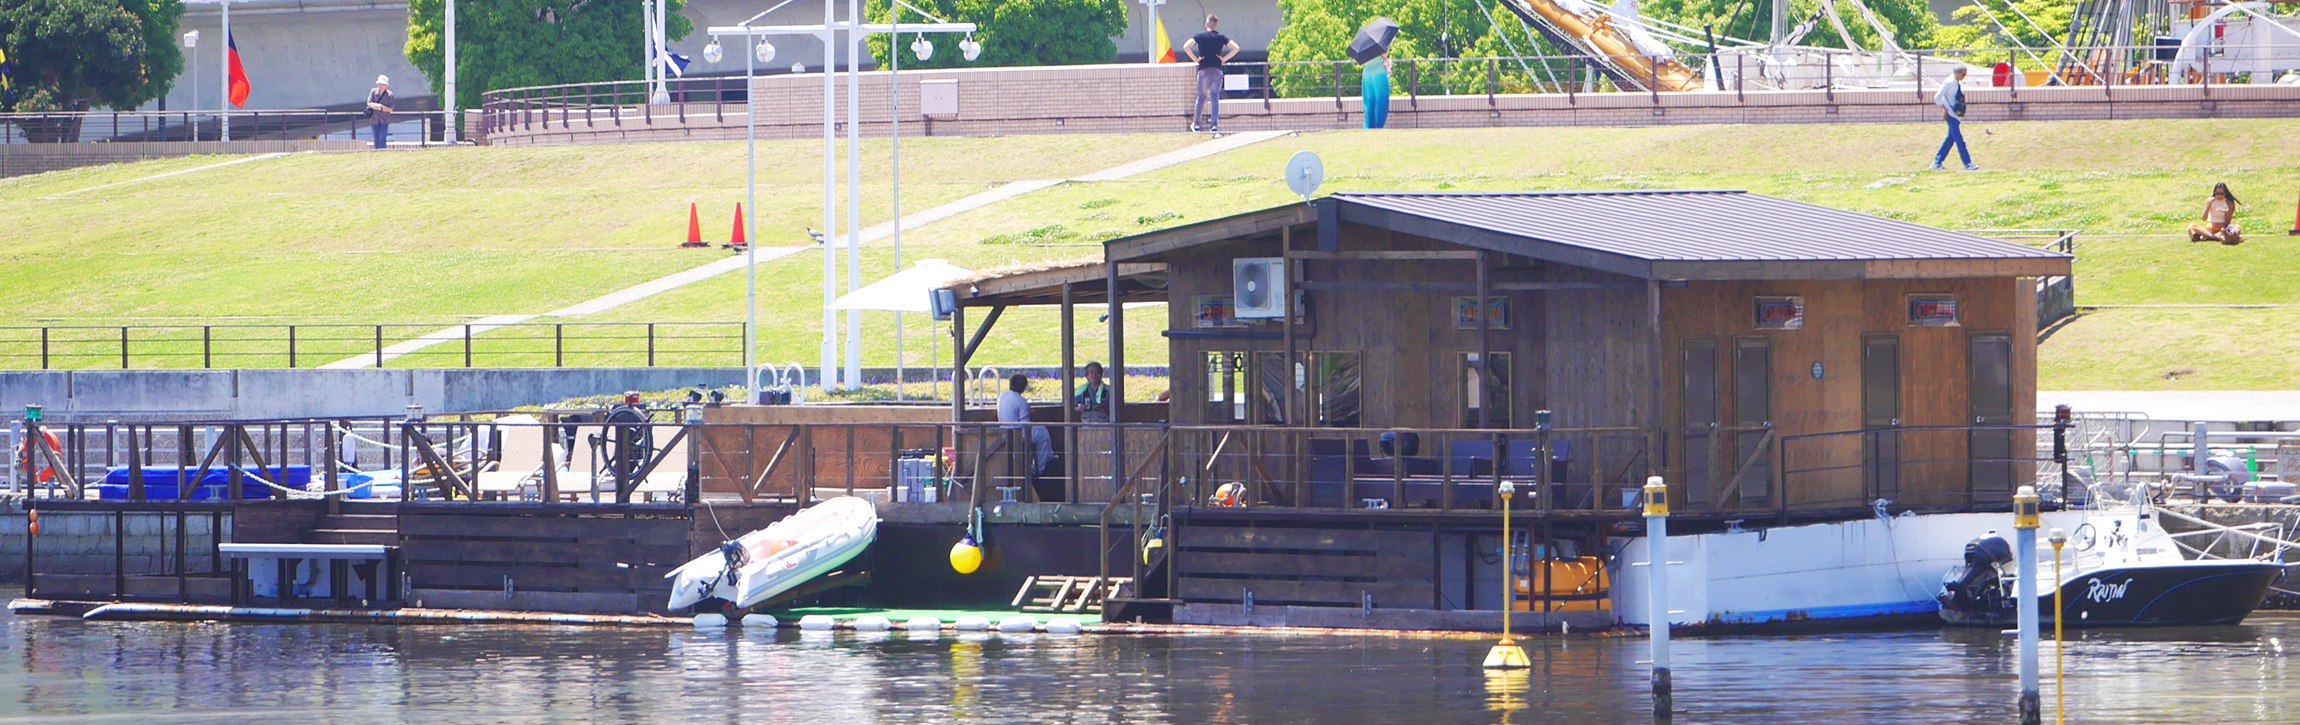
[1267,0,1500,96]
[0,0,183,112]
[1932,0,2074,50]
[864,0,1126,69]
[405,0,690,111]
[1640,0,1940,49]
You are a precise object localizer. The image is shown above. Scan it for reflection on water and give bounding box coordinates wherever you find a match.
[1,603,2293,724]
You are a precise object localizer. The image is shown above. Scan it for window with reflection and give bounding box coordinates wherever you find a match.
[1312,351,1361,427]
[1461,351,1512,428]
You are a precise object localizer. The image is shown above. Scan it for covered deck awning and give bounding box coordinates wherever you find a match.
[945,259,1169,308]
[936,258,1170,425]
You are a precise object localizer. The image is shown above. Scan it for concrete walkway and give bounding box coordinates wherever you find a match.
[45,153,289,199]
[317,130,1296,369]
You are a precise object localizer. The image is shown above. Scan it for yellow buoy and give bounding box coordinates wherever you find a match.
[949,536,983,574]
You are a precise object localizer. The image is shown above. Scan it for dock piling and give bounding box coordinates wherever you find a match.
[2015,485,2041,725]
[1644,475,1671,719]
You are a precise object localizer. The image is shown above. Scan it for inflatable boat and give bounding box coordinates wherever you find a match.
[666,496,878,614]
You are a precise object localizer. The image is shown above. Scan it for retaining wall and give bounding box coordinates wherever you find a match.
[0,140,369,179]
[481,62,2300,147]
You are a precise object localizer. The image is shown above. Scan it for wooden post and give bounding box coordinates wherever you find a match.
[127,425,145,502]
[1061,282,1078,502]
[1648,279,1665,482]
[1477,252,1492,429]
[1106,260,1125,505]
[951,306,968,423]
[323,422,341,516]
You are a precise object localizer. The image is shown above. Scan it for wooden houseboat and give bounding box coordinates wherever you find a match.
[944,190,2073,629]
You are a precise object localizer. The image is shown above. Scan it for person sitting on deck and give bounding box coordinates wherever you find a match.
[1073,362,1112,423]
[996,374,1053,477]
[2188,182,2245,245]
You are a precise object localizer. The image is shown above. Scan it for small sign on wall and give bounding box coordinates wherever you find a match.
[1453,296,1511,330]
[1907,294,1959,327]
[1195,295,1246,329]
[1753,296,1804,330]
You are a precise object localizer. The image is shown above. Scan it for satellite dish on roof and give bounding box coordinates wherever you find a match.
[1284,151,1324,201]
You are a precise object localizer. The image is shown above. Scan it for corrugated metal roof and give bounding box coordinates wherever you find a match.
[1335,191,2069,263]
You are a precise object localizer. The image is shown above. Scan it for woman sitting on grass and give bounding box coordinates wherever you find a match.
[2188,183,2245,245]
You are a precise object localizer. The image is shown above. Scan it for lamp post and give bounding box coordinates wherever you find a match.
[444,0,457,143]
[706,7,975,397]
[220,0,231,142]
[1483,478,1530,668]
[182,30,200,139]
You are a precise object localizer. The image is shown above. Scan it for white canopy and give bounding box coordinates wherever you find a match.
[826,259,975,312]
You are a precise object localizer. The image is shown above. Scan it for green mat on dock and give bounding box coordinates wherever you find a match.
[764,607,1093,625]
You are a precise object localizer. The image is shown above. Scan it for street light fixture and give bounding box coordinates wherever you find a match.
[707,7,977,397]
[911,35,933,61]
[703,39,724,64]
[182,30,200,137]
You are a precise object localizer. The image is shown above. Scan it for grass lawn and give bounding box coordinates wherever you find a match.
[6,119,2298,389]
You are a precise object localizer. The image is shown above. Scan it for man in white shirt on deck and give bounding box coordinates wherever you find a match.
[1932,66,1977,172]
[996,374,1053,481]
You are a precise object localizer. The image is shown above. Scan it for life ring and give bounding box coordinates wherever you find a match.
[14,429,60,484]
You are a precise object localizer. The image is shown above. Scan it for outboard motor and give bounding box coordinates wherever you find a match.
[1938,531,2015,621]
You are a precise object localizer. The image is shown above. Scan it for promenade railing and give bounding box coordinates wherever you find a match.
[0,321,744,370]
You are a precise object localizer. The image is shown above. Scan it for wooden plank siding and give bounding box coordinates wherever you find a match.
[1172,524,1438,609]
[1659,277,2037,513]
[398,505,691,614]
[1161,224,1569,433]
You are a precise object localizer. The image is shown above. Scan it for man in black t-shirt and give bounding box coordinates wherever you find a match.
[1182,15,1239,132]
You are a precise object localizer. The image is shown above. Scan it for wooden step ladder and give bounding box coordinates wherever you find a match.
[1011,575,1129,614]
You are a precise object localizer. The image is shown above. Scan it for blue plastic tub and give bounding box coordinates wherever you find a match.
[96,465,310,501]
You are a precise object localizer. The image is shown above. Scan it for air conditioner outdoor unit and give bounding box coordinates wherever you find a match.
[1232,257,1287,318]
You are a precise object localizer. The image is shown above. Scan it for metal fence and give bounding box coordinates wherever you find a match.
[0,322,745,370]
[0,109,464,146]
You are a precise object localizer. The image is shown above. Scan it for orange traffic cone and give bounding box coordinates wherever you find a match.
[2289,191,2300,236]
[680,203,708,248]
[724,203,749,251]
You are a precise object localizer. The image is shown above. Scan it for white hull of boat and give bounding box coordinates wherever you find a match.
[1612,510,2086,627]
[666,496,879,613]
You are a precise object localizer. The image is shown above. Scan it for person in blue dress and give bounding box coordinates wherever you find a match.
[1362,51,1392,129]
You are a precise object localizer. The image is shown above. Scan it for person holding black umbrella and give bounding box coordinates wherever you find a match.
[1184,16,1239,133]
[1349,19,1401,129]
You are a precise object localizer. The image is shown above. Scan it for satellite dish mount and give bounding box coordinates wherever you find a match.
[1285,151,1324,203]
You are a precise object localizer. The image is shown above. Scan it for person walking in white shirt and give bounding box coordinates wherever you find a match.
[1932,66,1976,171]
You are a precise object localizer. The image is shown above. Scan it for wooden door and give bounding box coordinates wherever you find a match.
[1863,335,1902,502]
[1732,338,1772,508]
[1681,340,1719,506]
[1968,333,2015,504]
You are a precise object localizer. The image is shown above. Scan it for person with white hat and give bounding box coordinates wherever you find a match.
[365,75,395,149]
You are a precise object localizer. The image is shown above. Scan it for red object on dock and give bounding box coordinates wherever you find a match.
[681,204,709,248]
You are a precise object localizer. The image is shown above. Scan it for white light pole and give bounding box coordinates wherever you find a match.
[182,30,200,139]
[445,0,457,143]
[843,0,864,393]
[1137,0,1166,63]
[705,9,973,400]
[220,0,231,142]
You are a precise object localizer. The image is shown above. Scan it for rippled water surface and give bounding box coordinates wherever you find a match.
[1,601,2292,724]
